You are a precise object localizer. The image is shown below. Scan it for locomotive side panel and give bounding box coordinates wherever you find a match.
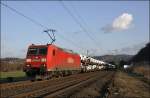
[46,45,81,71]
[46,45,56,71]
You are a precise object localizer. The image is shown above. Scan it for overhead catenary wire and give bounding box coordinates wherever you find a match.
[69,2,100,43]
[60,1,100,47]
[69,2,103,53]
[1,2,87,53]
[1,2,47,29]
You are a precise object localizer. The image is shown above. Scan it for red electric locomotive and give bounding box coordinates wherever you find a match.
[23,44,81,78]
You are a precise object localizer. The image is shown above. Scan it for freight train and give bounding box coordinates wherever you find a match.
[23,44,106,79]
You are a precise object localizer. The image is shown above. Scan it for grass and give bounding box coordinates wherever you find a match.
[0,71,26,79]
[133,65,150,79]
[113,72,150,98]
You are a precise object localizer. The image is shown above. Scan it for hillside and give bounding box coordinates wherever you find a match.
[131,42,150,64]
[129,42,150,80]
[0,58,25,72]
[93,54,133,64]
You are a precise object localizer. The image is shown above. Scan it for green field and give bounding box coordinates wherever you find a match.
[0,71,26,79]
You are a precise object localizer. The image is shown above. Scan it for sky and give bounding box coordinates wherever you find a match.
[1,1,149,58]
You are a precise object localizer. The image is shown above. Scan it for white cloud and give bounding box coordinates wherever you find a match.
[102,13,133,33]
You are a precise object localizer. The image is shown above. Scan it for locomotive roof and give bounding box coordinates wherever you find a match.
[29,44,48,47]
[58,47,78,55]
[29,44,78,55]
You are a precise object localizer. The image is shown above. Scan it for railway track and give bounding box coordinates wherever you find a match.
[0,80,30,88]
[1,72,97,97]
[0,71,115,98]
[45,71,115,98]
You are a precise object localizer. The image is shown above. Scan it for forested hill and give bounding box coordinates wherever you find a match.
[130,42,150,64]
[93,54,133,64]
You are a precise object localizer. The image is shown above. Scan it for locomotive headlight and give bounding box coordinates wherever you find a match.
[26,59,31,62]
[41,58,46,62]
[26,65,30,67]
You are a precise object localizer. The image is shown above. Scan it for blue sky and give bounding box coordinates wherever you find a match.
[1,1,149,58]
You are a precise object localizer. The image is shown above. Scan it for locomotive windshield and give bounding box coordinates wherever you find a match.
[39,48,47,55]
[27,47,47,55]
[28,48,38,55]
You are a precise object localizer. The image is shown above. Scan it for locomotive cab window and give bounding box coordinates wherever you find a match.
[27,47,47,55]
[28,48,38,55]
[39,48,47,55]
[53,50,55,56]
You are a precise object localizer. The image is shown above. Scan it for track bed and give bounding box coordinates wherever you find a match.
[0,71,115,98]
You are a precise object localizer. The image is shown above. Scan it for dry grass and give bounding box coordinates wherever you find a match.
[0,58,25,72]
[133,65,150,79]
[109,72,150,98]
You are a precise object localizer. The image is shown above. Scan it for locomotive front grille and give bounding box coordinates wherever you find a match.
[32,59,40,62]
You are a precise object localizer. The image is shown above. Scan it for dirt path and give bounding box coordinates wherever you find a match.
[108,71,150,98]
